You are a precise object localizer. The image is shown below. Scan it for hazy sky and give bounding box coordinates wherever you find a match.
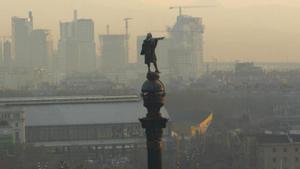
[1,0,300,62]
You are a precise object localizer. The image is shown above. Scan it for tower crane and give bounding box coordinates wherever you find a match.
[169,5,216,16]
[124,18,133,38]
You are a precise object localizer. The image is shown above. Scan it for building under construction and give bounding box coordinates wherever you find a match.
[168,15,204,79]
[58,10,96,75]
[99,34,127,73]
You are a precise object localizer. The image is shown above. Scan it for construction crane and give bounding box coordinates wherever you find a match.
[123,18,133,38]
[123,18,133,61]
[169,5,216,16]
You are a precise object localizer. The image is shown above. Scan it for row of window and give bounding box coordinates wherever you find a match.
[272,147,299,153]
[272,156,299,163]
[0,112,22,120]
[26,124,145,142]
[52,144,143,153]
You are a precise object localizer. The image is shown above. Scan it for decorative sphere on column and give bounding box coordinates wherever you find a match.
[140,72,168,169]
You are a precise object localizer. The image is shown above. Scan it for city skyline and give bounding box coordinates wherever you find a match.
[1,0,300,62]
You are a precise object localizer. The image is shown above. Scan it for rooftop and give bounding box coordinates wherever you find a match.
[0,95,139,106]
[257,133,300,144]
[19,96,169,126]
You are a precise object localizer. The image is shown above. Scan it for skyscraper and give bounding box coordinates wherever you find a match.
[58,10,96,75]
[11,12,33,69]
[76,19,96,73]
[168,15,204,79]
[59,22,78,74]
[30,29,51,70]
[3,40,12,69]
[99,34,127,73]
[0,40,3,65]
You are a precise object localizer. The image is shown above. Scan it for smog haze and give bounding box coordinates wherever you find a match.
[0,0,299,62]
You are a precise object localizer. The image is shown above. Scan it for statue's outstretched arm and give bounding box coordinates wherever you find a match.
[153,37,165,40]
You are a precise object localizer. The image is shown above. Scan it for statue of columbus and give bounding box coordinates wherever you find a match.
[140,33,164,73]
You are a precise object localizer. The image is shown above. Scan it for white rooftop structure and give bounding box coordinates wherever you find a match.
[0,95,169,127]
[24,101,169,126]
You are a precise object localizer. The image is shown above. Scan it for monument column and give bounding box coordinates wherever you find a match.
[140,72,168,169]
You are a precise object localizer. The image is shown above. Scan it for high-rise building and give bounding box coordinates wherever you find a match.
[99,34,127,73]
[76,19,96,73]
[58,10,96,75]
[0,40,3,65]
[168,15,204,79]
[30,29,51,70]
[3,40,12,68]
[11,12,33,69]
[59,22,77,74]
[136,35,170,72]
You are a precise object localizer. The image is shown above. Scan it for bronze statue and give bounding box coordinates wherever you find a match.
[140,33,164,73]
